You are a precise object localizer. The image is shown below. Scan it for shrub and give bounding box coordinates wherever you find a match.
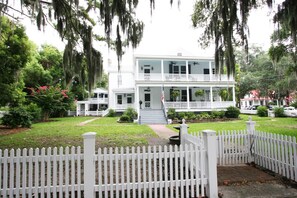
[197,112,211,120]
[1,106,32,128]
[119,107,137,122]
[274,107,285,117]
[124,107,138,120]
[257,106,268,117]
[25,103,42,122]
[186,112,196,120]
[290,101,297,109]
[177,112,186,120]
[119,114,130,122]
[211,110,225,119]
[225,106,240,118]
[107,109,116,117]
[167,108,176,119]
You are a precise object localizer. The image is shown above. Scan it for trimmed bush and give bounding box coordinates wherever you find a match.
[107,109,116,117]
[177,112,186,120]
[185,112,196,120]
[197,112,211,120]
[167,108,176,119]
[1,107,32,128]
[119,114,130,122]
[225,106,240,118]
[257,106,268,117]
[274,107,285,117]
[211,110,225,119]
[119,107,137,122]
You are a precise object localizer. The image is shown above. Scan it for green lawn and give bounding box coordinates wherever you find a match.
[168,114,297,138]
[0,117,157,150]
[1,115,297,150]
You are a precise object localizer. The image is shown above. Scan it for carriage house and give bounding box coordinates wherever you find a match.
[107,54,236,124]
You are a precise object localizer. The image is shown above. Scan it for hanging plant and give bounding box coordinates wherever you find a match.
[195,89,205,97]
[219,89,229,101]
[171,90,180,101]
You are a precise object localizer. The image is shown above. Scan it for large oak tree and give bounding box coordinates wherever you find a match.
[0,0,150,93]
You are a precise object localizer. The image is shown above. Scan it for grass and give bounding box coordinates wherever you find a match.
[168,114,297,138]
[1,114,297,150]
[0,117,157,150]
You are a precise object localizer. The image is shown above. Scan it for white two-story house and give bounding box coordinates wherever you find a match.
[108,54,236,124]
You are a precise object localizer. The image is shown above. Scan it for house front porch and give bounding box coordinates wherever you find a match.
[135,85,236,112]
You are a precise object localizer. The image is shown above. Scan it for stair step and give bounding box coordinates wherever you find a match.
[140,109,167,124]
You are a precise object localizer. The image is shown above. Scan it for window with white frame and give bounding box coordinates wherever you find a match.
[127,94,132,104]
[117,95,122,104]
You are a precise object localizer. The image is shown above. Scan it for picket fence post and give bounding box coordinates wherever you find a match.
[180,118,188,145]
[83,132,96,198]
[246,116,256,163]
[203,130,218,198]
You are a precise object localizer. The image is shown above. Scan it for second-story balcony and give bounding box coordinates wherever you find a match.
[137,73,232,82]
[88,98,108,103]
[135,57,234,82]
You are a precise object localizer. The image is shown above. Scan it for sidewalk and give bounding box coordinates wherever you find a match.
[149,124,297,198]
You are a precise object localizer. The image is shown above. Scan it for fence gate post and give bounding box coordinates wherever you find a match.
[83,132,96,198]
[202,130,218,198]
[180,119,188,145]
[246,116,256,163]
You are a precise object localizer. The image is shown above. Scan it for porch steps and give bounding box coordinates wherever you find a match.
[139,109,167,124]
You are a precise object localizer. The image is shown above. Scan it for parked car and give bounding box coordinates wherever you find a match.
[284,106,297,117]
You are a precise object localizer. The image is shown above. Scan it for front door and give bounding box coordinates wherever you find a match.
[144,93,151,108]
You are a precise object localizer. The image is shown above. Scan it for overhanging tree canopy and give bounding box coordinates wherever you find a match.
[191,0,297,76]
[0,0,151,93]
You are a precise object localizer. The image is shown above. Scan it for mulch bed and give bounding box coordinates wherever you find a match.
[171,118,240,124]
[0,125,28,136]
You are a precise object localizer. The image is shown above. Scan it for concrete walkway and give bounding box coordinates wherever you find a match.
[148,124,177,139]
[77,117,100,126]
[148,124,297,198]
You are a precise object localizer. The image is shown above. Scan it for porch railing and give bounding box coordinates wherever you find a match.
[88,98,108,103]
[165,101,234,109]
[137,73,233,82]
[115,104,135,110]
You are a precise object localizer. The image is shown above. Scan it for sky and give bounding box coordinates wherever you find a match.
[23,0,277,69]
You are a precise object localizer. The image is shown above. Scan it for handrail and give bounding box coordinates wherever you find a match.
[161,100,168,123]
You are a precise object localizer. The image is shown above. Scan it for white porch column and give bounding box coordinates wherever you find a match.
[209,61,212,81]
[232,85,236,107]
[187,86,190,110]
[186,60,189,81]
[85,103,89,116]
[161,60,164,81]
[210,86,213,109]
[136,85,140,114]
[76,104,80,116]
[136,59,139,80]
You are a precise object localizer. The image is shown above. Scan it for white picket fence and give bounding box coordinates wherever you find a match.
[253,131,297,181]
[0,131,219,198]
[94,145,207,198]
[181,118,297,182]
[0,147,83,198]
